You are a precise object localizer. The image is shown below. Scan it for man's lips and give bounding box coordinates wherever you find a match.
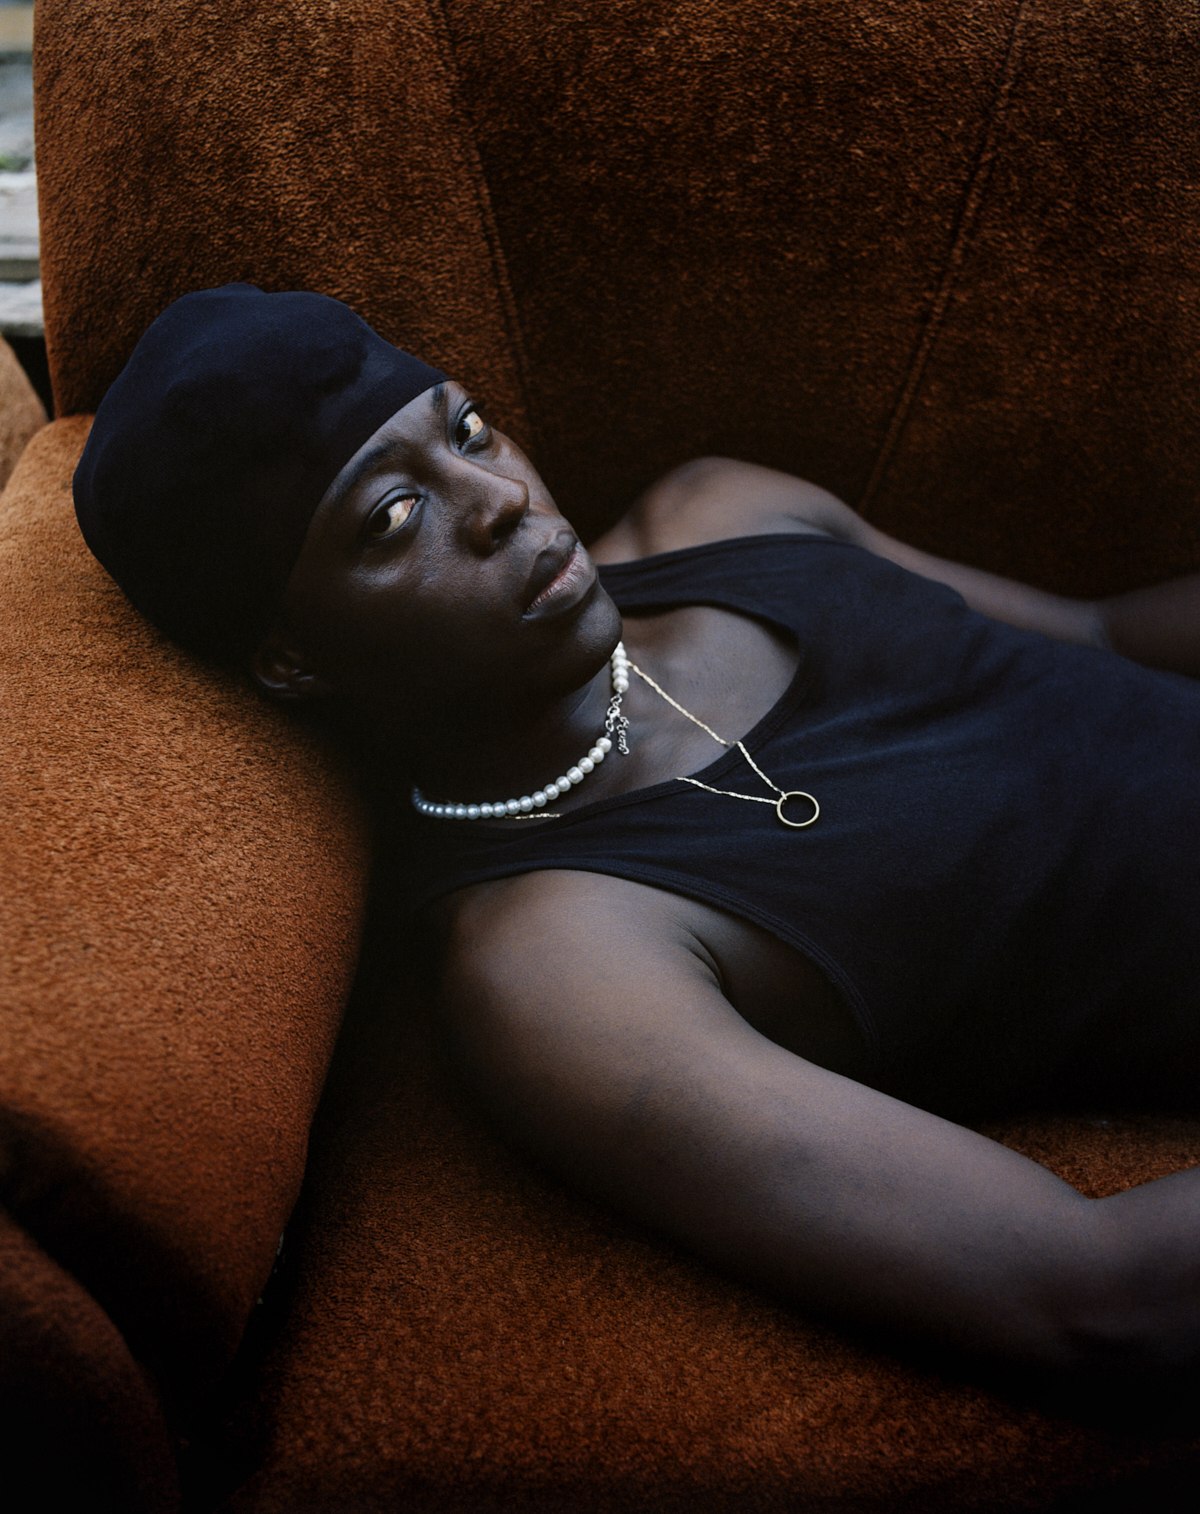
[523,536,592,615]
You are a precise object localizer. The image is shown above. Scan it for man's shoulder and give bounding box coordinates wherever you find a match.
[437,868,691,946]
[434,869,713,1004]
[589,457,848,565]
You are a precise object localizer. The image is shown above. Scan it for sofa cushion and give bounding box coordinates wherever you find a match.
[0,419,370,1410]
[438,0,1200,584]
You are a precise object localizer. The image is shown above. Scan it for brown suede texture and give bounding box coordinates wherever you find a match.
[26,0,1200,1508]
[0,422,369,1415]
[438,0,1200,588]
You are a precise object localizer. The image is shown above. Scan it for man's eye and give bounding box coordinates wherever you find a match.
[366,493,417,538]
[456,406,486,446]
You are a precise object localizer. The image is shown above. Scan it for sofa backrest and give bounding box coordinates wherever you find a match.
[35,0,1200,592]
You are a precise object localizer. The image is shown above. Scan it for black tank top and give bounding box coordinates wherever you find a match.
[396,535,1200,1117]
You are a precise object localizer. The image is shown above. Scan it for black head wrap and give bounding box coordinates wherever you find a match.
[74,284,446,664]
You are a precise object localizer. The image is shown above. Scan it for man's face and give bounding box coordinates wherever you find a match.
[272,381,621,722]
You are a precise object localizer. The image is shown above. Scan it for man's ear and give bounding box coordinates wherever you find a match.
[250,626,336,702]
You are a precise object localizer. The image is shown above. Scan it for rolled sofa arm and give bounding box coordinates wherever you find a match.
[0,419,371,1503]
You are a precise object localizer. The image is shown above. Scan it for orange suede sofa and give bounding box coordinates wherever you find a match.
[6,2,1200,1509]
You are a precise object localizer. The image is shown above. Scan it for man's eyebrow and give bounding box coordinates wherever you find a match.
[335,440,396,502]
[333,384,449,503]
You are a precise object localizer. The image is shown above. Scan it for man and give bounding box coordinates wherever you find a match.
[77,284,1200,1393]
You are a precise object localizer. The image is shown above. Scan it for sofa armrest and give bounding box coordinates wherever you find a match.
[0,1202,179,1514]
[0,420,370,1442]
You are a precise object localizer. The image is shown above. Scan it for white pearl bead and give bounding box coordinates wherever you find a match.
[412,641,632,819]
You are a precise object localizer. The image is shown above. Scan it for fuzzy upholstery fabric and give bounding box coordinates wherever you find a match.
[25,0,1200,1508]
[34,0,533,453]
[217,998,1200,1514]
[0,333,45,485]
[35,1,1200,595]
[436,0,1200,587]
[0,421,369,1480]
[0,1204,179,1514]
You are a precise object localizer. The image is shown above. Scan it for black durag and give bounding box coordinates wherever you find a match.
[74,283,446,664]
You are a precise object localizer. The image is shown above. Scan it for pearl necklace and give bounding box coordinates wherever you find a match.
[411,642,632,821]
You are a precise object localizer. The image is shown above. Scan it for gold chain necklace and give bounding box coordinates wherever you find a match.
[626,659,819,830]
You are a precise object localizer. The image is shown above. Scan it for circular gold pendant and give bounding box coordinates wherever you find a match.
[775,790,819,829]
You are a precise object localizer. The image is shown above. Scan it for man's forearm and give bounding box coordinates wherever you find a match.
[1085,1165,1200,1379]
[852,513,1200,675]
[1096,573,1200,679]
[850,521,1111,650]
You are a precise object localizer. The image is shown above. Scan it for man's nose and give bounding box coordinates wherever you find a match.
[461,473,530,553]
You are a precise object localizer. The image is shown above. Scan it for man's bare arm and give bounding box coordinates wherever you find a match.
[1097,575,1200,678]
[858,512,1200,678]
[436,870,1200,1389]
[594,457,1200,676]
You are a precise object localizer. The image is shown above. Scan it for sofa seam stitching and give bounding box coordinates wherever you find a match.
[856,0,1034,515]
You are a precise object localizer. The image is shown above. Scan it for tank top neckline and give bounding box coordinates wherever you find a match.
[465,534,838,834]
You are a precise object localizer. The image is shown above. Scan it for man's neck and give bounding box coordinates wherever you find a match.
[400,656,618,806]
